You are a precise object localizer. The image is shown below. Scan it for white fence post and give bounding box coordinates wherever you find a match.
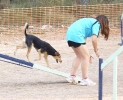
[101,46,123,100]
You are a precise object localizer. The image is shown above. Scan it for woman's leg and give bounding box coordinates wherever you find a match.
[69,45,96,86]
[71,45,90,78]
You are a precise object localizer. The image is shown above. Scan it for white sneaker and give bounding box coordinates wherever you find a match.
[66,76,79,84]
[79,78,96,86]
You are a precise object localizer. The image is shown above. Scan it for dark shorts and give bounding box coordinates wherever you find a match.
[67,41,86,48]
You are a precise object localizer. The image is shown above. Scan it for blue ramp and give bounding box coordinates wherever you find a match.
[0,53,33,68]
[0,53,73,78]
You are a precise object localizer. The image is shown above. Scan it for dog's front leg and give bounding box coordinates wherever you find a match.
[34,49,42,61]
[43,52,50,68]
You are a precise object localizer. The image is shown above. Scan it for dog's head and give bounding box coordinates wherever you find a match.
[53,52,62,63]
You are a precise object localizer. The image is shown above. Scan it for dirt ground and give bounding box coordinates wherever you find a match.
[0,29,123,100]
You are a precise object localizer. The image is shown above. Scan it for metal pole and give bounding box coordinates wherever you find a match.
[121,19,123,45]
[113,57,117,100]
[98,58,103,100]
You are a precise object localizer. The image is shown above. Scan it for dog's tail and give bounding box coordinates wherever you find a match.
[24,22,29,36]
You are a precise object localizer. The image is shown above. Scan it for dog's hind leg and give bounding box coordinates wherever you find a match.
[34,49,42,61]
[43,52,50,68]
[26,45,32,62]
[14,45,26,55]
[14,39,26,55]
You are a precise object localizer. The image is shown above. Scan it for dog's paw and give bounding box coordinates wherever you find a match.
[34,59,40,61]
[47,66,52,69]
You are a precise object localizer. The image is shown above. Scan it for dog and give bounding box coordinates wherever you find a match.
[15,23,62,67]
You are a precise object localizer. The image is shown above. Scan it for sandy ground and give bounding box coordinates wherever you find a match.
[0,31,123,100]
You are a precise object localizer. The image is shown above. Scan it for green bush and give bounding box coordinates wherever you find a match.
[8,0,123,8]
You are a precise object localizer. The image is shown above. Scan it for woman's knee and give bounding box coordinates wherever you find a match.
[77,56,83,61]
[77,54,90,62]
[79,53,90,63]
[72,45,90,61]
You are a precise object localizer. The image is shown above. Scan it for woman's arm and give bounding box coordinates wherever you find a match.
[92,35,100,57]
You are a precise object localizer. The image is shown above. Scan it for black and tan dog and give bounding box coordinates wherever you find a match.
[15,23,62,67]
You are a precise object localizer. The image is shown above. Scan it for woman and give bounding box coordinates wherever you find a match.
[66,15,109,86]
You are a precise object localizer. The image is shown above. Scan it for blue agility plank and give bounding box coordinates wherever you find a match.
[0,53,33,67]
[0,54,81,79]
[0,53,71,78]
[33,64,70,77]
[0,59,32,68]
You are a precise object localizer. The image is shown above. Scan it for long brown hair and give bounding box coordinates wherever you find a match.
[96,15,110,40]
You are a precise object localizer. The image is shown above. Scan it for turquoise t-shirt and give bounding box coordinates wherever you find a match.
[66,18,100,43]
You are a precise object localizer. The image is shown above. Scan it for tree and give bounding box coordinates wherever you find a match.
[76,0,90,5]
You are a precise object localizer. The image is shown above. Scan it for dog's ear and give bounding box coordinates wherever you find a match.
[55,52,60,56]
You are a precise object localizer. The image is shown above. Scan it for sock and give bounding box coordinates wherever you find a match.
[71,75,76,77]
[83,77,88,80]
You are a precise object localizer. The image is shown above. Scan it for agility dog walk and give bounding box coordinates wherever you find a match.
[0,53,68,77]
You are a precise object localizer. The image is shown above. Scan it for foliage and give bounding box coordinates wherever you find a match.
[0,0,123,8]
